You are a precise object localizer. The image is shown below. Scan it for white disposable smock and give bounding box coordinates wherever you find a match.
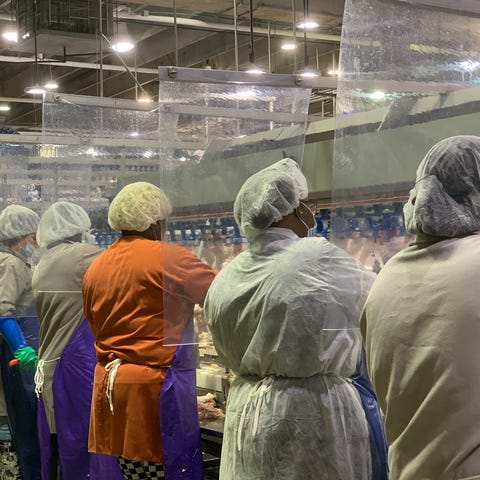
[204,227,374,480]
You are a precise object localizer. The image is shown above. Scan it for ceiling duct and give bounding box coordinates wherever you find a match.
[396,0,480,15]
[13,0,114,55]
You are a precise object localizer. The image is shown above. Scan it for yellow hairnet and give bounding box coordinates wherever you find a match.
[108,182,172,232]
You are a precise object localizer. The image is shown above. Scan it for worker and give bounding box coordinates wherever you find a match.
[82,182,216,479]
[0,205,41,480]
[33,201,123,480]
[203,158,377,479]
[362,135,480,479]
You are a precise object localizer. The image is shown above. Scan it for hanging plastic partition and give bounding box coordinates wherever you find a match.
[41,93,160,243]
[333,0,480,271]
[157,67,312,347]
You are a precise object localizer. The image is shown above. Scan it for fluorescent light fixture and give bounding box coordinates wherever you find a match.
[328,69,340,76]
[22,32,30,39]
[0,105,10,112]
[86,147,97,155]
[143,150,153,158]
[24,85,46,95]
[129,132,140,137]
[44,81,58,89]
[281,42,297,51]
[137,96,152,103]
[297,20,320,29]
[112,41,134,53]
[371,90,386,100]
[2,31,18,42]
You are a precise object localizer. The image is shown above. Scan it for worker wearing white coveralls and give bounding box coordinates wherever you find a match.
[203,158,374,480]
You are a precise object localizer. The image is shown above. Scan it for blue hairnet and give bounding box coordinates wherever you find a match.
[404,135,480,237]
[37,202,91,248]
[234,158,308,238]
[0,205,39,241]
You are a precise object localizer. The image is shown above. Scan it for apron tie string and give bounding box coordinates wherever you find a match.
[34,357,61,398]
[105,358,122,415]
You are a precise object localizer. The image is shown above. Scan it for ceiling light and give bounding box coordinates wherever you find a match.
[2,31,18,43]
[24,85,46,95]
[129,132,139,137]
[371,90,386,100]
[111,41,135,53]
[0,105,10,112]
[44,81,58,89]
[22,32,30,40]
[328,69,340,76]
[137,96,152,103]
[281,42,297,51]
[297,20,320,30]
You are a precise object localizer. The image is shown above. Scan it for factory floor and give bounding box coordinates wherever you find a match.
[0,419,19,479]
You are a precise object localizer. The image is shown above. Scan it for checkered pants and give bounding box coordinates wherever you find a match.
[118,457,164,479]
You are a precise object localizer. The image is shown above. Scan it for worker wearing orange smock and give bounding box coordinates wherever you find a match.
[82,182,216,480]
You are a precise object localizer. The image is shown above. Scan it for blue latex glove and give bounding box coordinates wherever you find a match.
[0,316,27,353]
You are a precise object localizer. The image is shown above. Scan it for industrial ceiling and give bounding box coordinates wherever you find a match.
[0,0,345,131]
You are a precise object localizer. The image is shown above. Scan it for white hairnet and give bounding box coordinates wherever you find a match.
[37,202,91,248]
[234,158,308,238]
[0,205,39,242]
[404,135,480,238]
[108,182,172,232]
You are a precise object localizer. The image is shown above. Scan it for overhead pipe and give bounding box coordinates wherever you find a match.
[116,12,341,43]
[0,55,158,74]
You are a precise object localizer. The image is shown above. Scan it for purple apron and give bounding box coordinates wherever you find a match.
[37,319,123,480]
[160,321,203,479]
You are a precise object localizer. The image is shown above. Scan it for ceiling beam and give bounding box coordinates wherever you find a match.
[117,12,341,43]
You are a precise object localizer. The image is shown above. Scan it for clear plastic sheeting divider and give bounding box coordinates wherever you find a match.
[42,93,160,244]
[332,0,480,271]
[157,67,312,349]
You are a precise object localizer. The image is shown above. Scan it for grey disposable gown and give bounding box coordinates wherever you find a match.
[0,246,35,415]
[204,227,374,480]
[362,232,480,480]
[32,242,101,431]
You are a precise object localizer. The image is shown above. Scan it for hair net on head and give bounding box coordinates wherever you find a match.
[37,202,91,248]
[108,182,172,232]
[234,158,308,238]
[404,135,480,238]
[0,205,39,242]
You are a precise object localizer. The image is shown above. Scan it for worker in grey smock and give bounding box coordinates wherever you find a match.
[0,205,41,480]
[33,201,123,480]
[362,135,480,480]
[203,158,374,480]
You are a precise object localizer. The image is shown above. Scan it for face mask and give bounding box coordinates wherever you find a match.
[17,243,37,262]
[307,225,317,237]
[298,202,317,237]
